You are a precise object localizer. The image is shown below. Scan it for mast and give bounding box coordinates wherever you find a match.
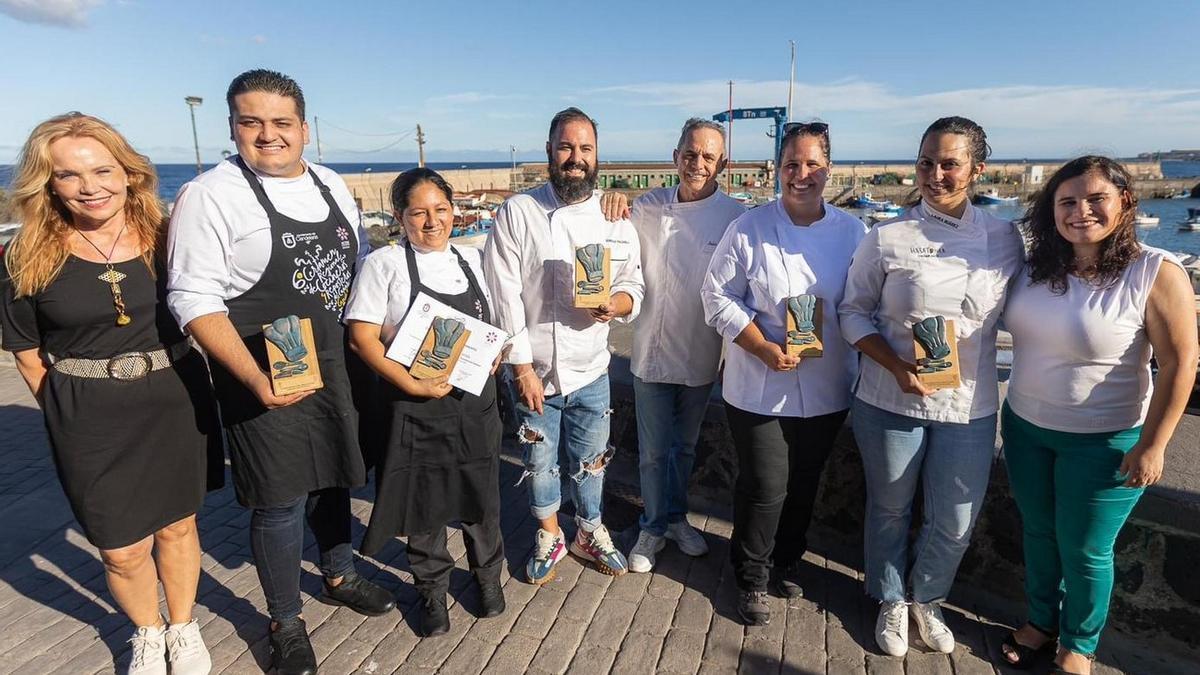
[416,124,426,168]
[314,116,323,164]
[787,40,796,122]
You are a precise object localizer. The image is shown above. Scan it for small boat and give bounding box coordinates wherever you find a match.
[849,193,893,209]
[866,206,905,223]
[974,189,1019,205]
[1178,208,1200,232]
[1133,211,1160,227]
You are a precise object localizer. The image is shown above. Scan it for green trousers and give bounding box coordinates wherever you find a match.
[1000,403,1144,656]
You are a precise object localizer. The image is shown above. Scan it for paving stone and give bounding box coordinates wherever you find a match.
[673,588,715,633]
[657,628,706,674]
[565,644,618,674]
[628,593,677,639]
[480,633,540,674]
[319,636,375,674]
[605,568,652,602]
[577,598,638,651]
[700,611,744,670]
[528,617,588,674]
[558,576,607,622]
[437,636,496,675]
[510,587,569,640]
[610,631,664,674]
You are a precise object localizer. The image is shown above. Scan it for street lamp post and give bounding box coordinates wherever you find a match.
[185,96,203,175]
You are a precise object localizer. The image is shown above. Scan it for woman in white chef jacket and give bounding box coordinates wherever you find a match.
[837,117,1024,657]
[701,122,866,627]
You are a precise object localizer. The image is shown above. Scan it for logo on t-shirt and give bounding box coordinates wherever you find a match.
[910,245,944,258]
[281,232,297,249]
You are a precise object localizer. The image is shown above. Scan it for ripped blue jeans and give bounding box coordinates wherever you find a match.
[517,373,611,532]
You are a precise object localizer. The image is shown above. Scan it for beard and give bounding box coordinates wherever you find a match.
[548,157,598,204]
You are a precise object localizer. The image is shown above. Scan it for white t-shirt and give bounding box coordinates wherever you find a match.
[630,186,745,387]
[1004,245,1181,433]
[166,157,368,330]
[701,200,867,417]
[838,202,1024,424]
[343,242,491,346]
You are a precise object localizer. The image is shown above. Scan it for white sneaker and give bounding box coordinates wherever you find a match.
[875,601,909,657]
[628,530,665,573]
[127,624,167,675]
[165,618,212,675]
[665,521,709,557]
[910,601,955,654]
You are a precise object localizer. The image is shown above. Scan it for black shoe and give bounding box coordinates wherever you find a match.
[322,572,396,616]
[737,590,770,626]
[770,562,804,599]
[420,593,450,637]
[270,618,317,675]
[478,578,506,618]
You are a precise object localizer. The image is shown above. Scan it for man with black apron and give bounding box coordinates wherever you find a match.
[167,69,393,675]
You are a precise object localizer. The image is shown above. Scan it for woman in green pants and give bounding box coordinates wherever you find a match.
[999,156,1198,674]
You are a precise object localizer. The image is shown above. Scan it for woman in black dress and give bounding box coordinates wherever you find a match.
[345,168,505,637]
[0,113,221,675]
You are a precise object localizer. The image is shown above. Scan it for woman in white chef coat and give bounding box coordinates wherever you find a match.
[702,122,866,627]
[838,117,1023,657]
[345,168,506,638]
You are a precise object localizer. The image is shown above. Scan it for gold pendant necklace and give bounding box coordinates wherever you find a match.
[75,224,132,327]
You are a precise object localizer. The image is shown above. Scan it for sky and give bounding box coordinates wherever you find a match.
[1,0,1198,165]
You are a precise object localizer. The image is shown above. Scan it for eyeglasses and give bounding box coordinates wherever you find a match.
[782,121,829,136]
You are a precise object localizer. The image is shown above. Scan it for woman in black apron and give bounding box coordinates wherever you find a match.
[346,168,505,637]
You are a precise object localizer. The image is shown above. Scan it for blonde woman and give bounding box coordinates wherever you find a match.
[0,113,221,675]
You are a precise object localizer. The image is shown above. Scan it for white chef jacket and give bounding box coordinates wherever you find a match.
[482,183,645,397]
[838,202,1024,424]
[701,200,867,417]
[631,186,746,386]
[343,242,491,346]
[166,157,368,330]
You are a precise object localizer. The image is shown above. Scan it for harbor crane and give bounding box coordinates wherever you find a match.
[711,106,788,193]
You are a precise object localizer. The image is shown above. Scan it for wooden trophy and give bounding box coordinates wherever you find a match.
[912,316,961,390]
[409,316,471,380]
[262,315,323,395]
[784,294,823,358]
[573,243,611,309]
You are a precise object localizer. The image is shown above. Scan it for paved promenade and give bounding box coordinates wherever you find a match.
[0,365,1180,674]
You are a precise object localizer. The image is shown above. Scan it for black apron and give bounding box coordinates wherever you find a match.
[360,242,502,555]
[207,157,367,508]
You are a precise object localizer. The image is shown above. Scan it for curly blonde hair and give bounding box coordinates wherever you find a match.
[5,112,162,297]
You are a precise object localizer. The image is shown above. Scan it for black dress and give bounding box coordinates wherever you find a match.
[359,243,503,556]
[0,254,222,550]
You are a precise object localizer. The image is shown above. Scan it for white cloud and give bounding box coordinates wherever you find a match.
[587,78,1200,158]
[0,0,102,27]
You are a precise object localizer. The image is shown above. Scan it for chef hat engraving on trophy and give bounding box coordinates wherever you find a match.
[410,316,472,380]
[574,243,611,308]
[262,314,324,394]
[785,294,824,358]
[912,315,961,389]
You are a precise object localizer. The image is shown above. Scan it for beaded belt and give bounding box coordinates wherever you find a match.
[50,342,191,381]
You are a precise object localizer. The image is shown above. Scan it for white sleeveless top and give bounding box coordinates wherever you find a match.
[1004,245,1182,433]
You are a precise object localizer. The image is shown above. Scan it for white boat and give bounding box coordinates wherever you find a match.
[975,189,1019,205]
[1133,211,1160,227]
[1179,208,1200,231]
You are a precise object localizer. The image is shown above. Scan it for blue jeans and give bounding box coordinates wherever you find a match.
[249,487,356,622]
[517,373,611,533]
[633,377,712,536]
[852,398,997,603]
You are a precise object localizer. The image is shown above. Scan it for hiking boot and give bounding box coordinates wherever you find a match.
[737,590,771,626]
[770,561,804,599]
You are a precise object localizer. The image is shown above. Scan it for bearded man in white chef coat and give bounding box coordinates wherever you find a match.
[483,107,645,584]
